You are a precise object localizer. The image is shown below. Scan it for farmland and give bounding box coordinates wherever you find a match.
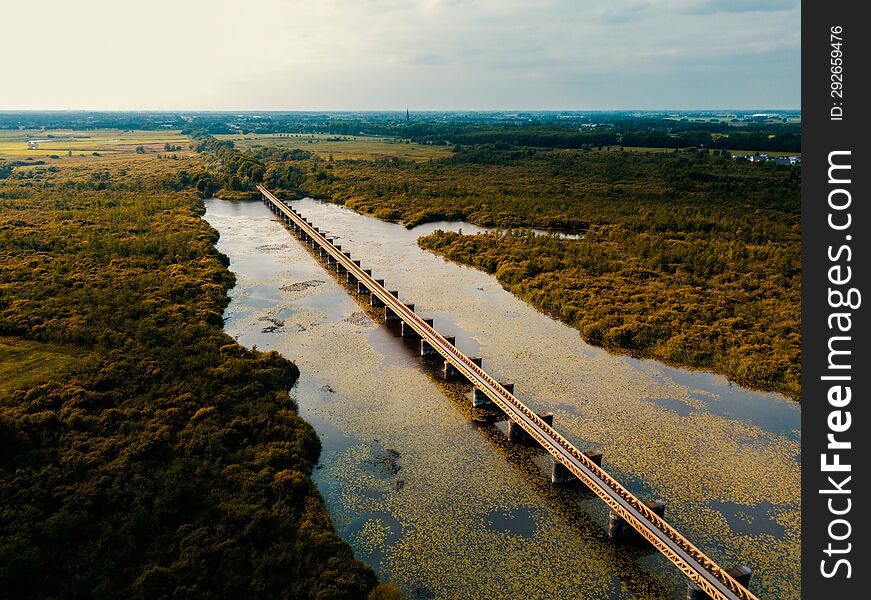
[215,132,454,161]
[0,129,191,158]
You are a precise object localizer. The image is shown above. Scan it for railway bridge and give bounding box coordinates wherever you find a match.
[257,184,759,600]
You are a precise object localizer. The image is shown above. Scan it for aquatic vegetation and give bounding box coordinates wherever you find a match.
[206,197,800,599]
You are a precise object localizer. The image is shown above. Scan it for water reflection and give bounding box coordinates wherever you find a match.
[204,197,800,599]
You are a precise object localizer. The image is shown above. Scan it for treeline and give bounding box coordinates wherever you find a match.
[1,111,800,154]
[191,132,309,199]
[0,111,188,131]
[289,146,801,397]
[621,130,801,152]
[299,146,800,232]
[0,158,393,597]
[442,129,618,149]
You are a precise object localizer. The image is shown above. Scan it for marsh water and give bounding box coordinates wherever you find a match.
[203,198,800,600]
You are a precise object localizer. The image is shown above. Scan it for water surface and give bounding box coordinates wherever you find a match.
[204,197,800,600]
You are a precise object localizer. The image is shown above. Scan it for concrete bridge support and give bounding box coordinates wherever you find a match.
[550,450,601,484]
[420,335,454,357]
[443,356,482,381]
[686,566,751,600]
[508,412,553,442]
[609,500,667,543]
[443,361,461,380]
[473,382,513,408]
[384,303,414,321]
[402,318,433,337]
[371,295,385,308]
[357,281,370,294]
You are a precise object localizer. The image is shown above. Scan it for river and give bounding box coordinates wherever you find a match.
[203,197,800,600]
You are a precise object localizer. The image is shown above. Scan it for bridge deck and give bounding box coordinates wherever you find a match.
[257,185,758,600]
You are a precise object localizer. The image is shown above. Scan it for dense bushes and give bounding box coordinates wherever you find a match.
[420,229,799,398]
[0,158,378,597]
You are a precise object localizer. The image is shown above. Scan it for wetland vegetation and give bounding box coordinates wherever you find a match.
[0,145,386,598]
[0,111,801,597]
[208,136,800,398]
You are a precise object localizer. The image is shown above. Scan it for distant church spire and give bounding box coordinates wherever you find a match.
[406,108,410,121]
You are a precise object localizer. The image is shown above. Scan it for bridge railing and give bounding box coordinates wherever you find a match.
[257,185,758,600]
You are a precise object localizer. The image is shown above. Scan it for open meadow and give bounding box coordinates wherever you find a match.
[0,129,192,159]
[215,132,454,161]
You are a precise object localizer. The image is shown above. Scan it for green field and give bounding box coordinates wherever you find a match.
[0,129,191,158]
[0,337,80,395]
[215,132,453,161]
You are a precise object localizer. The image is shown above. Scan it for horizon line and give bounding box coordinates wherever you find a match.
[0,108,802,114]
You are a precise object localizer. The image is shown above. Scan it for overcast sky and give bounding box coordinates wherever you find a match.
[5,0,800,111]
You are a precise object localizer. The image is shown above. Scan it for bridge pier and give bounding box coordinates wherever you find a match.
[357,281,370,294]
[442,356,482,381]
[687,566,752,600]
[371,295,385,308]
[473,382,513,407]
[402,318,432,338]
[443,361,461,380]
[551,450,601,484]
[609,500,667,543]
[420,339,438,357]
[421,335,455,357]
[508,412,553,442]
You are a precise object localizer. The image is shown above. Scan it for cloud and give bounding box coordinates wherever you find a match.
[1,0,800,110]
[684,0,799,14]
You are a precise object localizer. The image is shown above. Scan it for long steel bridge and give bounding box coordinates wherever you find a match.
[257,184,759,600]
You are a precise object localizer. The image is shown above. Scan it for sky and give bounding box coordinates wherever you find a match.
[4,0,800,111]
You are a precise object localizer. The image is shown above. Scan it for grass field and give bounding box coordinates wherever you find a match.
[0,129,192,158]
[0,337,81,395]
[215,132,454,161]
